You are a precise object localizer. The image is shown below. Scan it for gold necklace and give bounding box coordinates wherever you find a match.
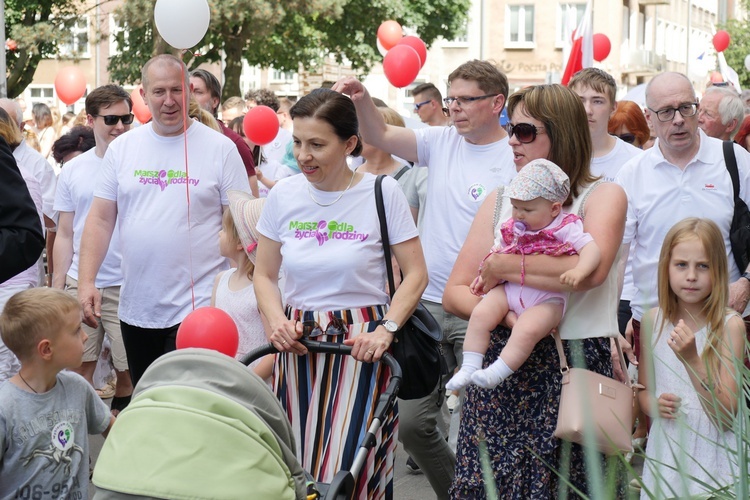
[18,372,38,393]
[307,169,357,207]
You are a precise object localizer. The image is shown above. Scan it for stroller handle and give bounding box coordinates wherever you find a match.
[241,339,403,380]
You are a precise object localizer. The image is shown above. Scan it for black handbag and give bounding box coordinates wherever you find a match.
[723,140,750,272]
[375,175,446,400]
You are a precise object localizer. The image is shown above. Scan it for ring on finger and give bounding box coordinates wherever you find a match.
[366,350,374,355]
[281,340,287,345]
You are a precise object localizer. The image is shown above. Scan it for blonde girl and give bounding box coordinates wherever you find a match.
[211,191,272,378]
[638,217,746,498]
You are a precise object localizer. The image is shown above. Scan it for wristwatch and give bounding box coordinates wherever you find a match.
[380,319,399,333]
[742,272,750,283]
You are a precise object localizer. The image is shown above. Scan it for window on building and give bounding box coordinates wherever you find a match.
[271,69,295,82]
[109,14,128,56]
[27,86,55,107]
[556,3,586,47]
[59,17,90,58]
[507,5,535,48]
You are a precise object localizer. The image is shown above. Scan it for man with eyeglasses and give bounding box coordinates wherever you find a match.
[51,84,134,414]
[412,82,451,127]
[616,71,750,373]
[333,60,515,499]
[78,55,250,387]
[698,85,745,142]
[568,68,641,183]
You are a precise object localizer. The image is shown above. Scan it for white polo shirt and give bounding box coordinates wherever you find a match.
[615,130,750,321]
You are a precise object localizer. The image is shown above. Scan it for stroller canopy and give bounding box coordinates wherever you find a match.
[93,348,307,500]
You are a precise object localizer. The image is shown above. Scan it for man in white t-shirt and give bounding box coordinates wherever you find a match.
[616,72,750,362]
[77,55,250,385]
[569,68,643,182]
[333,60,516,498]
[52,84,134,414]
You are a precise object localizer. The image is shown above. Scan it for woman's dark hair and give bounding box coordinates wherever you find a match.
[51,125,95,164]
[290,88,362,157]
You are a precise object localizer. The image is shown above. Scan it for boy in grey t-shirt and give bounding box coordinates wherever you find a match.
[0,288,113,498]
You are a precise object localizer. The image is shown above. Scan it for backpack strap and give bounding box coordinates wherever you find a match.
[724,140,740,201]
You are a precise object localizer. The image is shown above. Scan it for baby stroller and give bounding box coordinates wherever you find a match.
[92,340,401,500]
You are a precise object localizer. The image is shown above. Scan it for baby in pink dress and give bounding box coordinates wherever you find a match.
[447,159,601,390]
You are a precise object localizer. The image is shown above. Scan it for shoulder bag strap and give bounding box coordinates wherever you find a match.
[393,165,410,181]
[492,186,505,229]
[375,175,396,298]
[724,140,740,201]
[552,332,631,388]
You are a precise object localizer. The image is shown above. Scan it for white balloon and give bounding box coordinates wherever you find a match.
[154,0,211,49]
[744,54,750,72]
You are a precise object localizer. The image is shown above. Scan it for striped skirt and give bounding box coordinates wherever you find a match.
[273,305,398,500]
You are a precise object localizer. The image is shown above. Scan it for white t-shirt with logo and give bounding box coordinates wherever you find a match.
[414,126,516,302]
[95,121,250,328]
[54,149,123,288]
[257,173,417,311]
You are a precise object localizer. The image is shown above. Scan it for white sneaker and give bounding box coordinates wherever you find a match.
[446,393,459,413]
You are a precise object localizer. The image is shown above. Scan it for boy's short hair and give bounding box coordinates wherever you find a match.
[568,68,617,105]
[0,288,80,360]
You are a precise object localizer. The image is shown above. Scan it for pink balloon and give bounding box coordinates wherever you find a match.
[383,45,421,88]
[593,33,611,62]
[713,30,730,53]
[131,86,152,124]
[177,307,239,357]
[55,67,87,105]
[397,36,427,68]
[243,106,279,146]
[377,20,403,51]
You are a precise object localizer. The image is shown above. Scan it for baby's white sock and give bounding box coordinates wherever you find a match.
[445,352,484,391]
[471,357,514,389]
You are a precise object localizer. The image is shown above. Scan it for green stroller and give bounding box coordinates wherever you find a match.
[92,340,401,500]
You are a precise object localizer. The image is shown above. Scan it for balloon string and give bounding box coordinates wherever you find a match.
[179,59,196,311]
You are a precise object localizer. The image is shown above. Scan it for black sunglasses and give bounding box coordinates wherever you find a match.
[618,133,636,144]
[505,122,545,144]
[301,317,347,338]
[97,114,134,126]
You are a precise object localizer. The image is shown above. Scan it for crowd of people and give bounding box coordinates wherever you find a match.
[0,52,749,500]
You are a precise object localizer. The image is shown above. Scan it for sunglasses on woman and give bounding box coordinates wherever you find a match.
[505,122,545,144]
[97,113,135,126]
[618,133,636,144]
[301,316,348,338]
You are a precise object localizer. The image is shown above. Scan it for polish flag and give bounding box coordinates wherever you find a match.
[561,1,593,86]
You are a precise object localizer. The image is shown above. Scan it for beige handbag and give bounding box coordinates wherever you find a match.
[553,332,636,455]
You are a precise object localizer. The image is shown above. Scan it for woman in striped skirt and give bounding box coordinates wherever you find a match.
[254,88,427,499]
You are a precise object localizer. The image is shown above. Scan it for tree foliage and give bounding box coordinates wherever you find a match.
[4,0,88,98]
[721,17,750,90]
[109,0,470,100]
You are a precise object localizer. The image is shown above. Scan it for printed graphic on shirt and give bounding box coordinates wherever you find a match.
[289,219,370,246]
[468,183,487,202]
[21,421,83,476]
[134,169,200,191]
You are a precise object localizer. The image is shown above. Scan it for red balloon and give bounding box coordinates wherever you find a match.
[397,36,427,69]
[176,307,239,357]
[131,85,152,124]
[383,45,421,88]
[713,30,730,53]
[243,105,279,146]
[377,20,403,51]
[592,33,611,62]
[54,66,87,105]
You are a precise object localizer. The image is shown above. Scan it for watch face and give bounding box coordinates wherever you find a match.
[383,320,398,332]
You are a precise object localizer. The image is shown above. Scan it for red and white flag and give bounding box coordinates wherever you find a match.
[562,1,593,85]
